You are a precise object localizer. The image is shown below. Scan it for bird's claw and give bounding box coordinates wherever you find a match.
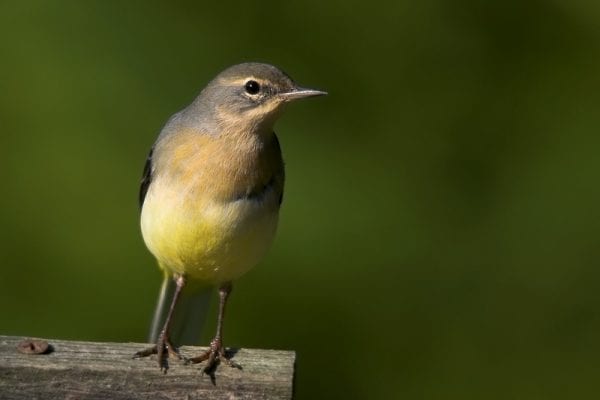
[185,337,241,373]
[133,332,182,372]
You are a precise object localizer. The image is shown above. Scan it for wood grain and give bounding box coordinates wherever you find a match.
[0,336,295,400]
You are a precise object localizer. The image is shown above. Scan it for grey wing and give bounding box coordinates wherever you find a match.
[139,146,154,208]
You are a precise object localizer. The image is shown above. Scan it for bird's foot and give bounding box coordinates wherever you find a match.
[133,332,182,373]
[185,337,241,373]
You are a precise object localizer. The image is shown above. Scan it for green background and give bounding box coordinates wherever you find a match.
[2,1,600,398]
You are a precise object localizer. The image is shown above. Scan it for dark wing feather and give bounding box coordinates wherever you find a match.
[139,146,154,208]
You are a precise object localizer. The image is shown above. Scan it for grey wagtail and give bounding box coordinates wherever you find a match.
[134,62,326,372]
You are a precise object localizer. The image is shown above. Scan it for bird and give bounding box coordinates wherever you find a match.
[133,62,326,373]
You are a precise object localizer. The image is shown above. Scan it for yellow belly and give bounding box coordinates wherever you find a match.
[140,183,279,285]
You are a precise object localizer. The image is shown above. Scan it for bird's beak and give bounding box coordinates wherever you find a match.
[280,87,328,101]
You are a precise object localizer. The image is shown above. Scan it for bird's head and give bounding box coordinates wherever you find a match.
[194,62,326,134]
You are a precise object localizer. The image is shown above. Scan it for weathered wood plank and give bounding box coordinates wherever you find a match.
[0,336,295,400]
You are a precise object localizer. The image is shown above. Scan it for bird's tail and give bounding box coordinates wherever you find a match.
[149,271,212,345]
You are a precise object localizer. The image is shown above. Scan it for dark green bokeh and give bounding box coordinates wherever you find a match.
[2,1,600,398]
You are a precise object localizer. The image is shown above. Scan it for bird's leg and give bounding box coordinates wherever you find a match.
[133,274,186,372]
[187,282,241,372]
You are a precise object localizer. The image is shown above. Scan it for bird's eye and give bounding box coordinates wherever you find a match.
[244,80,260,95]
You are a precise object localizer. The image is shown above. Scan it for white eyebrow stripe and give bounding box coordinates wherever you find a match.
[219,77,268,86]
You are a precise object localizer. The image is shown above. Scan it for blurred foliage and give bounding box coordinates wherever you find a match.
[2,0,600,398]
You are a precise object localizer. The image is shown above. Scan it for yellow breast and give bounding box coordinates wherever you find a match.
[140,128,284,284]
